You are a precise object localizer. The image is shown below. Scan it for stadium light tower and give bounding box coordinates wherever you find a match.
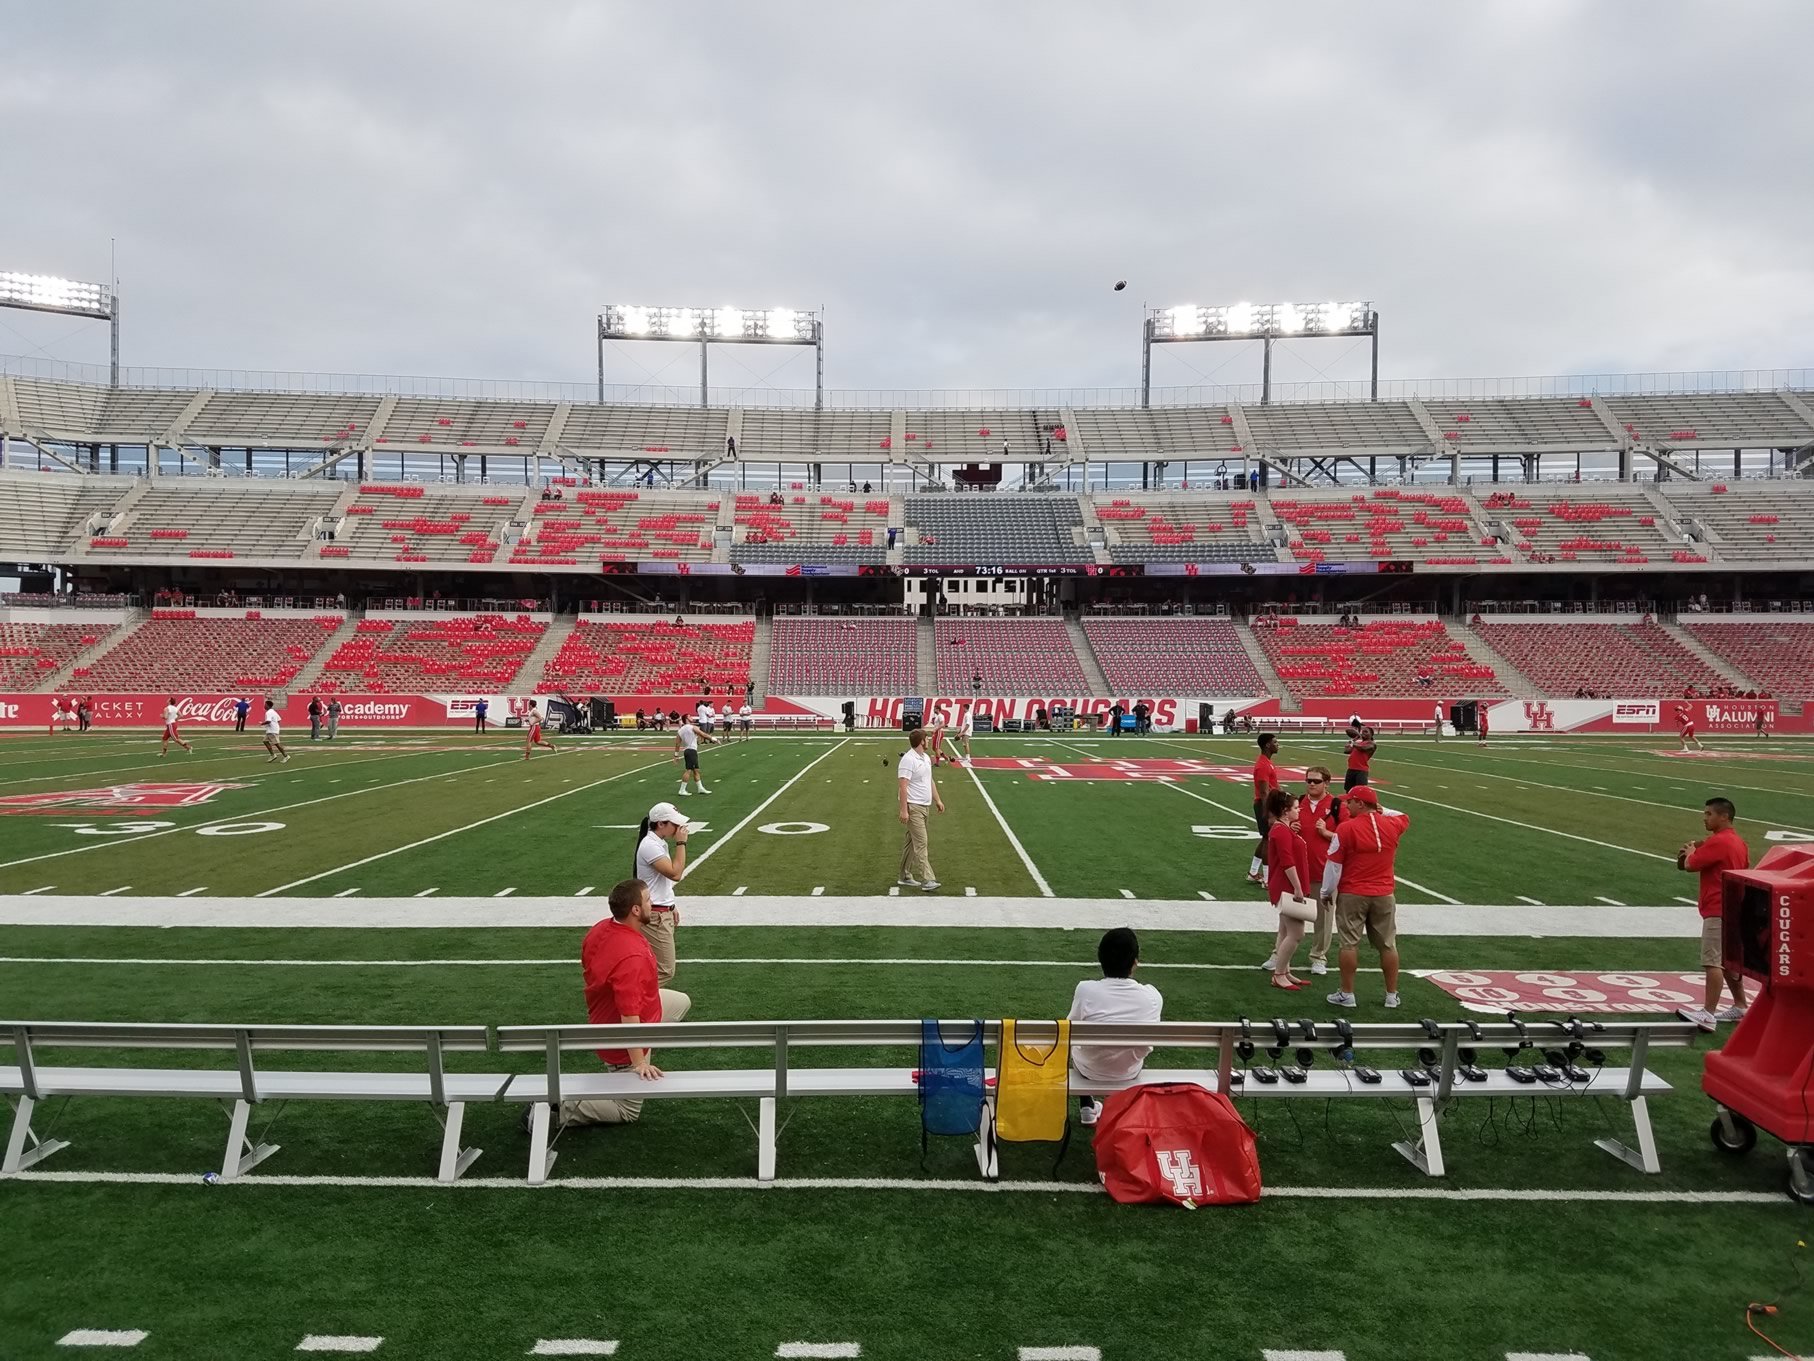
[597,304,824,410]
[0,271,120,386]
[1142,300,1377,407]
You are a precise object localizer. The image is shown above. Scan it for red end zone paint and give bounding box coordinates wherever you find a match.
[1421,969,1705,1014]
[0,782,249,817]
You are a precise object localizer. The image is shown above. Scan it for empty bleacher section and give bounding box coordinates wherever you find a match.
[1477,486,1683,563]
[85,482,336,561]
[738,409,892,461]
[1604,393,1814,450]
[1421,397,1617,450]
[934,618,1087,692]
[1662,483,1814,563]
[336,484,520,565]
[78,612,344,691]
[1273,488,1500,565]
[732,492,889,563]
[0,472,132,558]
[318,614,545,693]
[1069,407,1238,461]
[0,620,120,689]
[374,398,558,451]
[904,495,1090,564]
[1244,401,1431,454]
[553,404,725,457]
[10,381,198,444]
[1082,616,1264,694]
[518,489,715,566]
[1094,494,1274,563]
[1254,618,1504,700]
[768,616,916,693]
[896,411,1051,463]
[1680,618,1810,697]
[536,618,753,696]
[1470,619,1724,697]
[184,392,387,447]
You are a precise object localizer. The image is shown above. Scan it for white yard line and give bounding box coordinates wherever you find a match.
[685,740,850,873]
[776,1347,860,1360]
[1020,1350,1100,1361]
[961,759,1055,897]
[55,1331,148,1348]
[6,1168,1793,1204]
[254,756,678,897]
[295,1339,382,1354]
[530,1344,619,1358]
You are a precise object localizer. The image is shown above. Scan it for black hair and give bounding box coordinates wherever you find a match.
[632,816,654,875]
[1098,927,1139,978]
[1706,796,1737,822]
[1264,788,1296,820]
[607,878,647,920]
[1257,731,1278,750]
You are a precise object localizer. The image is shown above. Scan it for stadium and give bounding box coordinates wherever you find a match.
[5,8,1814,1361]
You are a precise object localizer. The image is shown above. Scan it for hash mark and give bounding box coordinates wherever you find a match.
[332,887,361,898]
[414,888,438,898]
[733,886,747,896]
[1593,895,1626,906]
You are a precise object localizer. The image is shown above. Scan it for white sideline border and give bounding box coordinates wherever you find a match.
[3,1169,1792,1204]
[0,894,1697,936]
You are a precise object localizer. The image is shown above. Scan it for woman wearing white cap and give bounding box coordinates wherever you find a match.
[634,801,689,986]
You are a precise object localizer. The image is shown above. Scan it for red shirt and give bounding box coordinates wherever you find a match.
[1346,741,1375,774]
[1478,708,1489,734]
[1252,754,1279,800]
[580,918,663,1065]
[1265,820,1310,904]
[1297,792,1336,876]
[1684,826,1749,920]
[1330,810,1411,896]
[1676,706,1693,729]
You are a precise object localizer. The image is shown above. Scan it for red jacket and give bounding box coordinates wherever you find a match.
[1330,810,1410,896]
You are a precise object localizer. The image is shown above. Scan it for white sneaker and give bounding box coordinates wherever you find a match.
[1326,991,1358,1009]
[1078,1100,1100,1127]
[1259,957,1278,972]
[896,877,919,887]
[1713,1005,1747,1024]
[698,787,711,794]
[1675,1006,1717,1032]
[920,880,941,892]
[1382,992,1401,1009]
[1310,960,1328,976]
[678,787,692,796]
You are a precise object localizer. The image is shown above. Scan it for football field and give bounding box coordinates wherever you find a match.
[1,727,1810,1360]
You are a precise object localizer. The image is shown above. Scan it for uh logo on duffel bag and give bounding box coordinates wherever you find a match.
[1154,1148,1205,1201]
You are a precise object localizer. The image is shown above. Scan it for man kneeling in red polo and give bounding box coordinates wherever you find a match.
[563,878,693,1126]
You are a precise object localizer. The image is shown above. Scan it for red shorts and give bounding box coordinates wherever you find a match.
[1680,725,1696,739]
[529,725,543,742]
[163,723,179,739]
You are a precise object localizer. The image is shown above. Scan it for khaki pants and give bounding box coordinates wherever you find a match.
[639,909,677,986]
[900,804,934,883]
[1308,894,1336,965]
[560,988,693,1127]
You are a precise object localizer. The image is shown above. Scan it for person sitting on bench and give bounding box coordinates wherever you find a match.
[1067,927,1163,1127]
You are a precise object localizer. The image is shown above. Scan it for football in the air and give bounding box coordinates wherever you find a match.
[1113,280,1127,291]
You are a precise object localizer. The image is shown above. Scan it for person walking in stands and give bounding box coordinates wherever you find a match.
[1295,766,1339,977]
[474,696,489,733]
[1674,796,1750,1032]
[674,712,713,796]
[1068,927,1163,1127]
[159,698,193,756]
[1343,725,1377,794]
[234,696,251,733]
[1323,785,1409,1010]
[556,879,693,1129]
[1247,732,1281,884]
[1260,789,1312,991]
[897,727,944,892]
[326,697,342,740]
[634,801,689,986]
[308,695,323,741]
[261,699,289,763]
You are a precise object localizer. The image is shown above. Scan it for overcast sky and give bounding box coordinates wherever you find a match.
[3,1,1812,402]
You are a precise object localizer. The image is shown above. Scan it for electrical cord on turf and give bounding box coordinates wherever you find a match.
[1745,1236,1807,1360]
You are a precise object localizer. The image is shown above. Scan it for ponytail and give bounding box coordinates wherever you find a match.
[633,817,652,875]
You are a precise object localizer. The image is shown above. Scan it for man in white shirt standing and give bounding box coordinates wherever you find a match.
[159,697,193,756]
[1068,927,1164,1126]
[674,714,712,796]
[896,728,944,891]
[701,701,716,739]
[738,701,752,740]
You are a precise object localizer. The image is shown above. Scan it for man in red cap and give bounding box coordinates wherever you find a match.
[1323,785,1410,1010]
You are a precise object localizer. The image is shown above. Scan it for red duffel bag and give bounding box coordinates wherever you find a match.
[1092,1081,1262,1207]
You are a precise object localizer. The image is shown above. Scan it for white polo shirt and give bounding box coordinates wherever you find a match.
[898,747,933,807]
[1067,976,1164,1081]
[636,829,678,908]
[263,711,281,738]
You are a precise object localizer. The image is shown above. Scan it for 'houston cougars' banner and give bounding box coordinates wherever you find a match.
[1224,696,1796,733]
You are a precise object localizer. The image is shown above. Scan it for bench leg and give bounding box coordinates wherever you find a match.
[220,1099,280,1181]
[1595,1095,1661,1174]
[1391,1096,1445,1177]
[436,1102,481,1183]
[757,1097,776,1182]
[3,1095,71,1173]
[973,1098,999,1182]
[527,1102,557,1185]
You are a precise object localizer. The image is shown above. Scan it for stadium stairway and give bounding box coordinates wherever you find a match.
[915,614,936,694]
[287,614,365,691]
[1658,615,1757,690]
[34,607,146,693]
[518,615,580,686]
[748,614,774,705]
[1452,620,1539,698]
[1233,619,1295,710]
[1063,613,1111,694]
